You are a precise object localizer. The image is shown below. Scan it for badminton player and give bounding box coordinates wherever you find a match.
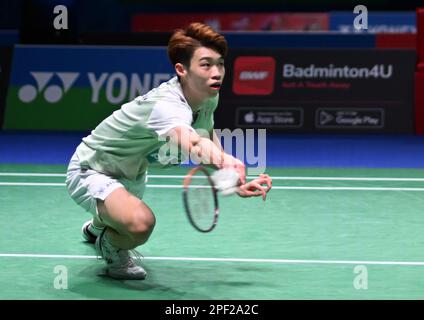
[65,23,272,280]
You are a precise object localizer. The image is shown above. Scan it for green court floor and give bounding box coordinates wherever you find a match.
[1,164,424,299]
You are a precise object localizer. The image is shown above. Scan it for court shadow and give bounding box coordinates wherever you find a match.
[68,264,203,299]
[68,260,268,299]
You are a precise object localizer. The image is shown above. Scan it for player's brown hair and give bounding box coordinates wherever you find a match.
[167,22,228,67]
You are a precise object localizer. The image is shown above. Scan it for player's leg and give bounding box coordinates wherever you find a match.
[82,184,150,245]
[66,154,103,243]
[93,187,155,280]
[96,187,156,250]
[66,154,151,279]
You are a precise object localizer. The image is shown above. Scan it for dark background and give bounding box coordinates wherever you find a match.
[1,0,423,44]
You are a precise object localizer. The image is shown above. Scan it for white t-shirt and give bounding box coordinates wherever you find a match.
[75,76,218,180]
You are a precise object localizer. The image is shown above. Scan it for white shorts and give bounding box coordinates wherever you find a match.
[65,152,147,217]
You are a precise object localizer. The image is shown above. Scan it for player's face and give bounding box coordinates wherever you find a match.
[185,46,225,99]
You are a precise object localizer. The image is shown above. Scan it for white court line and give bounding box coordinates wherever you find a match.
[268,177,424,182]
[143,185,424,192]
[1,182,424,191]
[270,186,424,191]
[1,253,424,266]
[149,175,424,182]
[0,182,66,186]
[2,172,424,182]
[0,173,66,177]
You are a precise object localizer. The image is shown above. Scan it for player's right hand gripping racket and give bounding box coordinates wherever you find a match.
[182,166,240,233]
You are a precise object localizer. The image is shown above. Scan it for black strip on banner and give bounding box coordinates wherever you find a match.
[0,46,13,128]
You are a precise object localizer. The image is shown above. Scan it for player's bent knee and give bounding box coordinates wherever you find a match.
[130,215,155,234]
[126,210,156,243]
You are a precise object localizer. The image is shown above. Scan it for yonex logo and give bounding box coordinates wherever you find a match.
[18,72,79,103]
[233,56,275,95]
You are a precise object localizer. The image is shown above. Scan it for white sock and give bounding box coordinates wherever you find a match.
[88,221,104,237]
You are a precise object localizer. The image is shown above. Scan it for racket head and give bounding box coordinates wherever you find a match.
[183,166,219,233]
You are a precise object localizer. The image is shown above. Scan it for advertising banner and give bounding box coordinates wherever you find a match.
[222,33,375,49]
[132,13,329,32]
[4,45,175,130]
[330,12,416,33]
[5,46,416,133]
[217,49,416,133]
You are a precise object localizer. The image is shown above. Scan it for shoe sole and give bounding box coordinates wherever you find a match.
[105,269,147,280]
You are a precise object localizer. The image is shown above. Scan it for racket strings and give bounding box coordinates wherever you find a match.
[187,183,215,229]
[184,168,217,232]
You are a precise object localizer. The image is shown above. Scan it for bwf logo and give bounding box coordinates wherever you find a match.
[18,72,79,103]
[233,56,275,95]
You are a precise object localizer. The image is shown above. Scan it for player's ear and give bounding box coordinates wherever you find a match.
[175,63,187,77]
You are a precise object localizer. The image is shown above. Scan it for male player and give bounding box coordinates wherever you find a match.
[66,23,272,280]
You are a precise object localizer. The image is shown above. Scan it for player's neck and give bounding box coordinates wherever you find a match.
[181,86,207,112]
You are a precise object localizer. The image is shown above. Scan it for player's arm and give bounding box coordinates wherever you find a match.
[167,126,246,184]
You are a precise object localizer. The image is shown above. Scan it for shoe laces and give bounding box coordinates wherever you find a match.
[116,248,144,268]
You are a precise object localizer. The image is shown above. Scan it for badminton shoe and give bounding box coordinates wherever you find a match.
[95,229,147,280]
[81,220,101,244]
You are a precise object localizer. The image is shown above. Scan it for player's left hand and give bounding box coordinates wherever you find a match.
[237,174,272,201]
